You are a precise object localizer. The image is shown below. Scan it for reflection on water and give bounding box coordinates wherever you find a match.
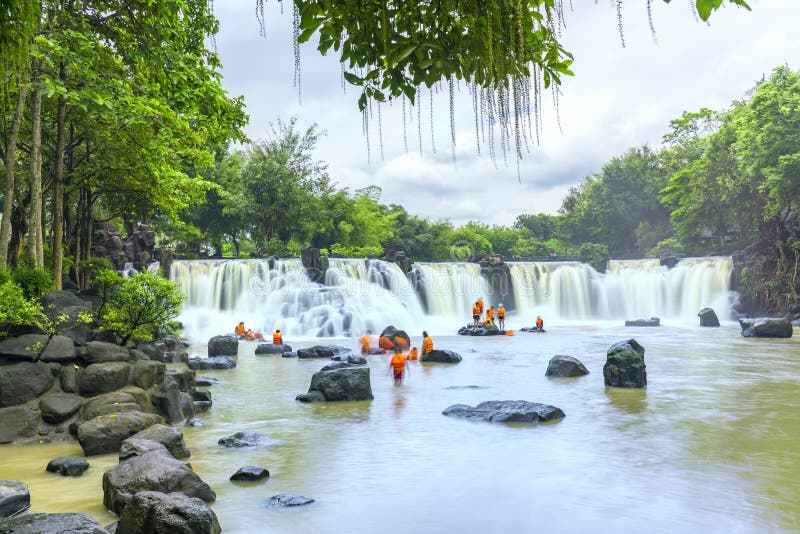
[1,325,798,533]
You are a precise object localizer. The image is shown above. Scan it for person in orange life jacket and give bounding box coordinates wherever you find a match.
[273,329,283,345]
[389,348,408,384]
[486,306,495,325]
[235,322,245,337]
[472,302,481,327]
[246,329,255,341]
[535,316,544,332]
[476,297,484,318]
[408,347,419,361]
[360,330,372,355]
[421,331,433,355]
[497,304,506,330]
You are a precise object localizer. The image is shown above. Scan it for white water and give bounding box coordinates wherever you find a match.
[170,256,734,340]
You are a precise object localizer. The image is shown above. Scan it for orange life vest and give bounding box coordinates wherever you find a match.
[235,324,245,335]
[536,318,544,329]
[273,332,283,345]
[422,336,433,354]
[390,353,406,371]
[477,299,484,313]
[360,335,370,353]
[408,348,419,360]
[498,307,505,318]
[246,331,255,341]
[472,305,480,316]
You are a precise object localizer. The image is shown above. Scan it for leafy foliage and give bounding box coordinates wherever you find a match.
[0,281,43,337]
[12,266,55,299]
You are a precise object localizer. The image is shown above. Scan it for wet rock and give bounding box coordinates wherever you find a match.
[116,491,221,534]
[129,424,190,459]
[378,326,410,351]
[296,345,352,359]
[58,306,93,345]
[193,401,212,413]
[77,362,132,396]
[603,339,647,388]
[255,343,292,355]
[128,348,149,361]
[266,493,315,507]
[739,318,793,338]
[187,356,236,370]
[282,351,298,358]
[119,438,170,461]
[81,390,144,421]
[192,389,212,403]
[46,456,89,477]
[420,350,462,363]
[89,328,119,344]
[457,324,504,336]
[207,335,238,357]
[185,418,203,427]
[230,466,270,482]
[443,400,565,423]
[167,367,196,392]
[0,406,39,443]
[296,362,373,403]
[139,342,166,362]
[0,513,107,533]
[0,480,29,517]
[40,290,88,311]
[133,360,166,390]
[367,347,386,355]
[624,317,660,327]
[153,379,184,424]
[78,411,164,456]
[0,334,76,363]
[180,392,196,419]
[545,355,590,378]
[195,377,221,387]
[79,341,130,364]
[698,307,721,327]
[59,364,78,393]
[103,449,215,516]
[301,246,328,282]
[331,353,367,364]
[0,361,54,407]
[39,393,83,424]
[218,431,270,448]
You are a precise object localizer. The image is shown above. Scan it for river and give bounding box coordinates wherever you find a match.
[2,323,798,533]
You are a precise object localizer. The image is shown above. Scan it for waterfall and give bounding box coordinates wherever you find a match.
[411,262,490,319]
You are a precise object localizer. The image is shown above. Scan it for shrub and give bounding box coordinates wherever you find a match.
[579,243,610,273]
[0,281,43,338]
[647,238,686,258]
[12,265,54,299]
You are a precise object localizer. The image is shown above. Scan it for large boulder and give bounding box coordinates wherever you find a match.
[40,290,89,311]
[77,411,164,456]
[378,326,410,351]
[740,318,793,338]
[116,491,221,534]
[331,353,367,364]
[624,317,660,327]
[255,343,292,355]
[296,362,373,403]
[166,367,196,392]
[0,406,40,443]
[46,456,90,477]
[420,350,462,363]
[217,431,270,448]
[296,345,352,359]
[207,335,238,357]
[442,400,565,423]
[457,324,503,336]
[133,360,166,390]
[79,341,130,364]
[89,328,119,345]
[80,390,146,422]
[230,466,270,482]
[187,356,236,370]
[57,306,93,345]
[39,393,83,424]
[119,439,170,461]
[153,380,185,424]
[139,342,166,362]
[77,362,132,396]
[128,424,190,459]
[0,334,76,363]
[545,355,590,378]
[0,513,107,533]
[0,361,54,407]
[59,365,77,393]
[603,339,647,388]
[698,307,720,327]
[103,449,215,516]
[0,480,29,517]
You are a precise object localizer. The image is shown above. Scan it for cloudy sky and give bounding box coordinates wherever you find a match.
[212,1,797,227]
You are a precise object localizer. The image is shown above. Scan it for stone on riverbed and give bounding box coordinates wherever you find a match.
[442,400,565,423]
[195,377,222,387]
[39,393,84,424]
[266,493,315,507]
[296,345,352,359]
[78,411,164,456]
[0,513,107,533]
[116,491,221,534]
[0,361,54,408]
[187,356,236,370]
[603,339,647,388]
[545,355,589,378]
[296,362,373,403]
[46,456,89,477]
[255,343,292,355]
[624,317,660,327]
[330,353,367,364]
[698,307,720,327]
[739,318,793,338]
[218,431,271,448]
[420,350,462,363]
[230,466,270,482]
[128,424,190,459]
[207,335,238,357]
[0,480,29,517]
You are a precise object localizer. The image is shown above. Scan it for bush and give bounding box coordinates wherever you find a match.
[12,265,54,299]
[647,238,685,258]
[579,243,610,273]
[101,271,185,344]
[0,281,43,337]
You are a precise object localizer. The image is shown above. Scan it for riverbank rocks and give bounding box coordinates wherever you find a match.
[119,439,170,461]
[103,449,216,516]
[421,350,462,363]
[331,352,367,364]
[78,341,130,364]
[188,356,237,370]
[0,361,54,407]
[153,380,185,424]
[230,466,270,482]
[207,335,238,357]
[116,491,221,534]
[545,355,589,378]
[167,367,196,391]
[625,317,660,327]
[0,513,107,533]
[133,360,166,390]
[78,362,132,396]
[739,318,793,338]
[129,424,190,459]
[78,411,164,456]
[296,345,352,359]
[255,343,292,355]
[442,400,565,423]
[457,324,504,336]
[0,406,39,443]
[46,456,89,477]
[296,362,373,403]
[698,307,720,327]
[603,339,647,388]
[0,334,76,363]
[0,480,29,517]
[378,326,410,351]
[39,393,83,424]
[218,431,270,448]
[266,493,315,507]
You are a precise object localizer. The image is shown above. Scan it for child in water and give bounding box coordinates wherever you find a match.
[389,348,408,384]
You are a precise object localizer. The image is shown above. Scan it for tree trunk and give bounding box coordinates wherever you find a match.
[28,61,44,268]
[0,81,30,268]
[52,64,67,290]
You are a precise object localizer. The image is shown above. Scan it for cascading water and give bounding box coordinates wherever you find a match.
[411,262,491,328]
[507,257,734,322]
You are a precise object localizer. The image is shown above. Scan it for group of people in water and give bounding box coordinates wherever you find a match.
[470,297,544,332]
[359,330,433,384]
[234,321,265,341]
